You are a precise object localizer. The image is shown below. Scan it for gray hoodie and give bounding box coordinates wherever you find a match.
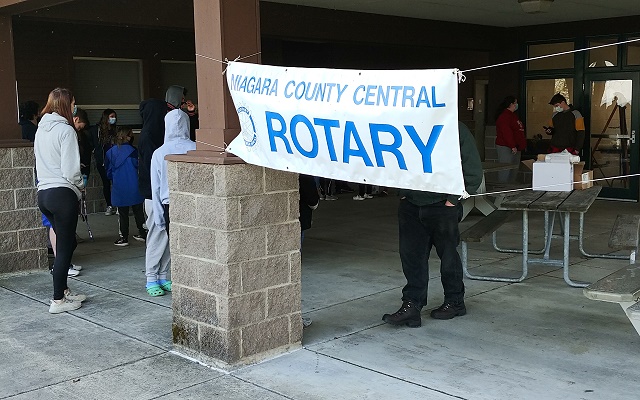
[150,109,196,228]
[34,112,84,199]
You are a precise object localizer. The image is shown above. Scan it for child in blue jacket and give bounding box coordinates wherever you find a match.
[105,128,147,246]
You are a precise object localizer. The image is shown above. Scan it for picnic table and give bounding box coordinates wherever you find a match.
[498,186,602,288]
[461,162,520,219]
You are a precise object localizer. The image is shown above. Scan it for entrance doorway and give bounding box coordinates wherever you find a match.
[584,74,639,200]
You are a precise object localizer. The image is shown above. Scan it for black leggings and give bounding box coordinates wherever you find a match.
[38,187,78,300]
[96,164,112,207]
[117,203,146,239]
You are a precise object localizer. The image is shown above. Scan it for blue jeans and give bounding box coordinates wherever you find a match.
[398,199,464,308]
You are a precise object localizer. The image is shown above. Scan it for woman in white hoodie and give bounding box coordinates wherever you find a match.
[34,88,87,313]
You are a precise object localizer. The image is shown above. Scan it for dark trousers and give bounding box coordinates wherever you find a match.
[117,203,146,239]
[38,187,78,300]
[358,184,372,196]
[398,199,464,308]
[96,164,112,207]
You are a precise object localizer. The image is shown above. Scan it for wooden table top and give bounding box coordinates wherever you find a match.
[499,186,602,212]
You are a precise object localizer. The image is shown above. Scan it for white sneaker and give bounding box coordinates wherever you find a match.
[49,297,82,314]
[353,195,365,201]
[67,268,80,277]
[70,263,82,271]
[363,193,374,199]
[104,206,116,216]
[64,289,86,302]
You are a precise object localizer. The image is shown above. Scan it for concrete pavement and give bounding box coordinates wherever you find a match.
[1,193,639,399]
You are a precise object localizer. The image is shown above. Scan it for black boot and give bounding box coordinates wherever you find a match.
[382,300,421,327]
[430,300,466,320]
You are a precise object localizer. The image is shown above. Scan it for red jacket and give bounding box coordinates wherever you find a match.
[495,109,526,151]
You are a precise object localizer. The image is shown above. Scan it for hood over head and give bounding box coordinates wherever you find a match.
[165,85,185,109]
[139,98,166,148]
[164,109,191,142]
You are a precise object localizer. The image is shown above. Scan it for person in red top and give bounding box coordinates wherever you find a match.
[495,95,526,182]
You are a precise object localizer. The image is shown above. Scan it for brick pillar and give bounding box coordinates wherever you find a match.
[168,160,302,368]
[0,144,48,274]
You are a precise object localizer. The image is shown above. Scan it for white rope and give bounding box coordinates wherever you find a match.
[468,172,640,197]
[194,140,228,152]
[460,37,640,73]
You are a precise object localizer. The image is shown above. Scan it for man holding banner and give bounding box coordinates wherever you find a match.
[382,122,482,327]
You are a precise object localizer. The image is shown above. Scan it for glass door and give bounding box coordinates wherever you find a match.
[584,74,639,200]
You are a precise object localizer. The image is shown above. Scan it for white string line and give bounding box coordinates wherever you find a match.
[460,37,640,73]
[195,51,261,64]
[469,172,640,197]
[195,139,227,152]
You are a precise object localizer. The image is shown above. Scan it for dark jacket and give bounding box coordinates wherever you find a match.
[89,124,115,167]
[19,119,37,142]
[105,143,144,207]
[138,99,167,199]
[399,121,483,206]
[299,174,320,231]
[77,129,92,176]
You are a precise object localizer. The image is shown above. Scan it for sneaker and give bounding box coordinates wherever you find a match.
[430,301,466,320]
[64,289,86,302]
[114,237,129,247]
[353,195,365,201]
[132,233,146,243]
[104,206,116,216]
[382,300,421,327]
[363,193,374,199]
[50,268,80,277]
[324,195,338,201]
[70,263,82,271]
[49,297,82,314]
[319,195,326,200]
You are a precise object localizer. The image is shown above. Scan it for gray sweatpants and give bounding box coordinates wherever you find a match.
[495,145,521,183]
[144,199,170,283]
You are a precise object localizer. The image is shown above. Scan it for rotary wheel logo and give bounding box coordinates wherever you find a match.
[237,106,257,149]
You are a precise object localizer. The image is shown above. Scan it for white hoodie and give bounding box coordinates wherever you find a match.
[151,109,196,228]
[34,112,84,199]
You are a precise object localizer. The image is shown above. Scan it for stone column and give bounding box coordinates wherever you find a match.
[0,143,47,274]
[168,160,302,368]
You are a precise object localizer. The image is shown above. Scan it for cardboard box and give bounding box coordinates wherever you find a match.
[532,161,573,191]
[575,170,594,190]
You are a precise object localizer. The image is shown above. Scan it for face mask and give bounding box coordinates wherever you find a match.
[554,106,563,113]
[108,117,117,125]
[513,103,519,111]
[72,105,77,116]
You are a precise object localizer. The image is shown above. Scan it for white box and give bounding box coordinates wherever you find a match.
[532,161,573,191]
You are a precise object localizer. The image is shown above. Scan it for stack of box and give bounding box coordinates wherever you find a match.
[521,152,593,191]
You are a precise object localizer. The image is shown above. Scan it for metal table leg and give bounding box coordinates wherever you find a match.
[578,212,627,260]
[562,212,589,288]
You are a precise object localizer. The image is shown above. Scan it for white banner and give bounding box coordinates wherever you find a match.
[225,62,464,195]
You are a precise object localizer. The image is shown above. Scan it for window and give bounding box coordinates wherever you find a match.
[525,78,574,138]
[588,38,617,68]
[161,60,198,105]
[527,42,574,70]
[73,57,143,126]
[626,37,640,66]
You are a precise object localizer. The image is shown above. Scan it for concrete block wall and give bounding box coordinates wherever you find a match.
[168,161,302,369]
[0,146,48,274]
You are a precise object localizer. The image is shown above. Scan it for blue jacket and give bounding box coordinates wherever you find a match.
[105,143,144,207]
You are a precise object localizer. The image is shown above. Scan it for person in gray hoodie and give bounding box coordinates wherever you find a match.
[34,88,87,314]
[145,109,196,296]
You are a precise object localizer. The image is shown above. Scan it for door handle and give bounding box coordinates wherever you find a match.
[632,130,636,144]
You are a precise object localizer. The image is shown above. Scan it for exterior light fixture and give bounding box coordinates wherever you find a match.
[518,0,554,13]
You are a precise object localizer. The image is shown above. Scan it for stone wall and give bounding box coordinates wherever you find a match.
[168,161,302,369]
[0,145,48,274]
